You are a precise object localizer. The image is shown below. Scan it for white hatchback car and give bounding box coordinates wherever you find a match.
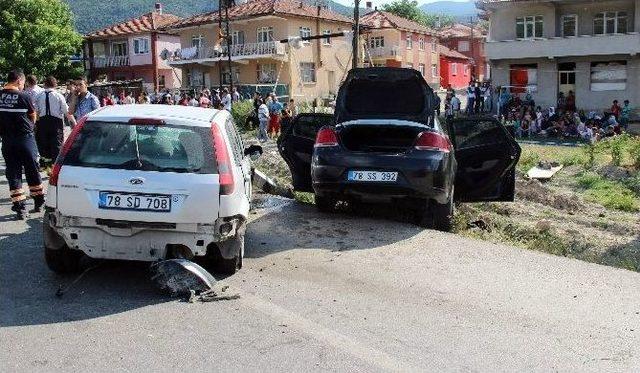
[44,105,261,275]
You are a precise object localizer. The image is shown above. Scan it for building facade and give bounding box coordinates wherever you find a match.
[439,23,488,81]
[84,3,183,91]
[438,45,472,90]
[360,10,441,89]
[479,0,640,111]
[162,0,353,102]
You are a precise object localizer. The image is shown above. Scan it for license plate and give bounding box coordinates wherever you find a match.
[347,171,398,182]
[98,192,171,212]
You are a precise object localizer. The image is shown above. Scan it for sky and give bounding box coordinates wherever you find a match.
[331,0,471,6]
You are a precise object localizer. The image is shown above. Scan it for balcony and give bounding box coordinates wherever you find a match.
[168,41,286,65]
[368,46,400,59]
[485,32,640,60]
[92,55,130,68]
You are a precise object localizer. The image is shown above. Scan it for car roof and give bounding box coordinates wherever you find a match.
[87,104,224,127]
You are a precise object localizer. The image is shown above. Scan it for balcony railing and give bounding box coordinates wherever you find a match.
[92,55,130,68]
[368,46,400,59]
[169,41,286,63]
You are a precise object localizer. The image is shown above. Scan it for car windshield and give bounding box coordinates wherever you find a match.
[63,121,217,174]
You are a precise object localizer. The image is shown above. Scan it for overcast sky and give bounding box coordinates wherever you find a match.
[331,0,471,6]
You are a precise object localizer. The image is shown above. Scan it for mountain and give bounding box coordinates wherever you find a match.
[64,0,355,35]
[420,1,478,21]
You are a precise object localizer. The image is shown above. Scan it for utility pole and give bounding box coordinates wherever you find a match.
[353,0,360,69]
[225,0,234,102]
[217,1,224,92]
[469,15,475,81]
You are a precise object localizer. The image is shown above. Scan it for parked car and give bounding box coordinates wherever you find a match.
[44,105,262,274]
[278,68,521,230]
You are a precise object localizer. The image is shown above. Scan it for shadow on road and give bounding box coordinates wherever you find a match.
[245,199,424,259]
[0,215,171,327]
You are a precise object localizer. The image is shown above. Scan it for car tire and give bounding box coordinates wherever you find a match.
[315,195,336,213]
[43,214,83,274]
[418,191,454,232]
[209,232,244,275]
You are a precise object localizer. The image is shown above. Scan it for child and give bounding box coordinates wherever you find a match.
[620,100,632,129]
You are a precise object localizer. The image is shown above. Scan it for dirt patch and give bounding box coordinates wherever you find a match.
[516,178,585,213]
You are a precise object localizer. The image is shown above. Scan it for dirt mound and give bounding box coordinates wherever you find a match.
[598,165,634,182]
[516,178,584,212]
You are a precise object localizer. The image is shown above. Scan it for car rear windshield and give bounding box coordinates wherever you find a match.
[63,121,217,174]
[345,77,426,115]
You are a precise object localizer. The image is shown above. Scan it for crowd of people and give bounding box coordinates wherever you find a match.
[441,80,634,143]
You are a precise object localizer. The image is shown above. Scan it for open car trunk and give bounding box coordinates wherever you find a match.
[338,123,425,153]
[334,67,435,126]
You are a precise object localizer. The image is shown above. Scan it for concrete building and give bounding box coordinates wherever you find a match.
[478,0,640,111]
[439,23,489,81]
[84,3,183,91]
[360,10,441,89]
[161,0,353,102]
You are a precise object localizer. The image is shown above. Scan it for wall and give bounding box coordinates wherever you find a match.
[128,33,153,66]
[489,3,557,41]
[440,56,470,89]
[443,37,487,80]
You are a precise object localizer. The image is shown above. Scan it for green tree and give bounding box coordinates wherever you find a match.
[0,0,83,79]
[382,0,456,29]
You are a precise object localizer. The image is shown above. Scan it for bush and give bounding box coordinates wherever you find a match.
[629,137,640,169]
[231,100,256,131]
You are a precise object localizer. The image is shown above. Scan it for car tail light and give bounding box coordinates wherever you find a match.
[211,122,235,195]
[414,131,451,153]
[49,116,88,186]
[315,127,338,147]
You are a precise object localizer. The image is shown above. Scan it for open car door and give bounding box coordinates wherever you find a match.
[277,113,333,192]
[447,116,521,202]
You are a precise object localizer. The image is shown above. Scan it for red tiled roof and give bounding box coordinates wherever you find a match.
[439,23,486,39]
[360,10,436,36]
[86,11,182,38]
[164,0,352,30]
[437,44,470,60]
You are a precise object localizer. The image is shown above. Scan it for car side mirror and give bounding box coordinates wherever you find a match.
[244,144,263,160]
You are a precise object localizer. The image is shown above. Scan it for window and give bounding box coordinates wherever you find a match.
[370,36,384,48]
[406,33,413,49]
[458,40,470,52]
[133,38,150,55]
[451,120,507,150]
[292,115,333,140]
[257,63,277,83]
[431,40,437,52]
[562,15,578,37]
[418,63,425,76]
[516,16,543,39]
[191,35,203,49]
[64,122,216,174]
[158,75,165,89]
[465,65,470,76]
[224,119,244,166]
[300,62,316,83]
[299,27,311,43]
[231,30,245,45]
[452,63,458,75]
[594,12,627,34]
[257,27,274,43]
[510,64,538,93]
[323,30,332,45]
[222,66,239,84]
[431,64,437,78]
[111,41,127,56]
[590,61,627,91]
[418,37,425,50]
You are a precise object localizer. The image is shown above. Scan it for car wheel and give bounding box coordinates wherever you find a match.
[208,231,244,275]
[43,214,83,274]
[315,195,336,213]
[417,191,454,232]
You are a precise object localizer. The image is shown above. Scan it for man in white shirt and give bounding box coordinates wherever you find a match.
[24,75,44,106]
[34,76,76,168]
[451,93,461,117]
[221,88,232,111]
[123,92,135,105]
[231,87,240,103]
[466,82,476,115]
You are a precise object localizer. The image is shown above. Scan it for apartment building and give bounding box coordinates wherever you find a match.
[84,3,183,91]
[162,0,353,101]
[438,44,472,90]
[478,0,640,111]
[360,10,441,89]
[439,23,489,81]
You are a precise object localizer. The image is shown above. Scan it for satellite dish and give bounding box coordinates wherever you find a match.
[160,49,170,61]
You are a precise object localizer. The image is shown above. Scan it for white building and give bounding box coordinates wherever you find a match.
[478,0,640,111]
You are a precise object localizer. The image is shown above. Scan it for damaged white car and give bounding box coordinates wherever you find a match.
[44,105,261,275]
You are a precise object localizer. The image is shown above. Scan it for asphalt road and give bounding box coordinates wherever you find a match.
[1,165,639,372]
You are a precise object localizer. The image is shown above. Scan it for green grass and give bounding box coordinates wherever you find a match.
[576,173,639,212]
[517,144,589,173]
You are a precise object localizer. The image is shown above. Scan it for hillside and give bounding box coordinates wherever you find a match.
[64,0,355,35]
[421,1,477,21]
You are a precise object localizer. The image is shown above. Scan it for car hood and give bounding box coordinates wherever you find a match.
[334,67,435,126]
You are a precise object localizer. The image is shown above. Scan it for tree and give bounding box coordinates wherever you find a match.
[382,0,456,29]
[0,0,83,80]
